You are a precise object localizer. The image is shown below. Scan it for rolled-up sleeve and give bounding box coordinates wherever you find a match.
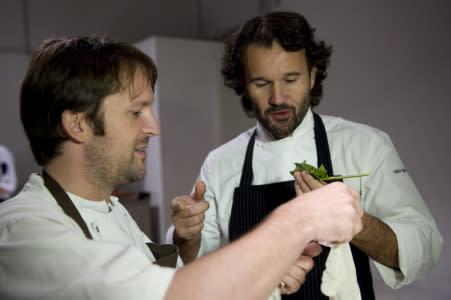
[362,135,443,288]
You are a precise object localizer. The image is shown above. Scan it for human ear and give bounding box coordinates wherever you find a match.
[310,66,318,90]
[60,110,88,143]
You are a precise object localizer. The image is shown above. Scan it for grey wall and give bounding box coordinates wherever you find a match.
[0,0,450,299]
[0,53,38,188]
[0,0,207,190]
[136,37,230,241]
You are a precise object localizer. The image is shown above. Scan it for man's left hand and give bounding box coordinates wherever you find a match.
[293,171,325,195]
[279,242,322,294]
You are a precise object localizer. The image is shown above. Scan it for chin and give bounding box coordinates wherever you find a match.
[122,169,146,184]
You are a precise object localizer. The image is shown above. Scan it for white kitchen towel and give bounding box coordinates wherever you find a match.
[268,287,281,300]
[268,242,360,300]
[320,242,361,300]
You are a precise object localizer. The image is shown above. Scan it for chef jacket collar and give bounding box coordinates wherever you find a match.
[68,192,119,214]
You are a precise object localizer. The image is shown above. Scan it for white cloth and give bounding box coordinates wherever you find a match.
[0,174,177,300]
[0,144,17,199]
[167,108,442,289]
[268,288,282,300]
[321,243,361,300]
[267,243,361,300]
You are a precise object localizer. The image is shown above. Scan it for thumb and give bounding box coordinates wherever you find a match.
[193,181,206,202]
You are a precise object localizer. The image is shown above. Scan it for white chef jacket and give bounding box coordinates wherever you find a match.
[0,173,177,300]
[167,108,442,289]
[0,144,17,200]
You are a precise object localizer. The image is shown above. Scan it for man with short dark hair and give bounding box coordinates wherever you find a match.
[169,11,443,300]
[0,35,364,300]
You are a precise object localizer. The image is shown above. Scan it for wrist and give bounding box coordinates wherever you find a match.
[351,212,369,243]
[173,230,201,246]
[270,202,315,249]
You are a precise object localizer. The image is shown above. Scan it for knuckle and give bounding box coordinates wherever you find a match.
[197,222,205,231]
[197,213,205,223]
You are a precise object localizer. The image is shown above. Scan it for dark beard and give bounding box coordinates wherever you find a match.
[255,94,311,139]
[83,137,147,190]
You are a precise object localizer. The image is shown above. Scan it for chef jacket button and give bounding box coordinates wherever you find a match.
[92,224,100,233]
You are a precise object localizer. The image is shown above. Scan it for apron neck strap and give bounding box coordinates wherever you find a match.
[313,111,334,176]
[239,131,257,186]
[42,170,93,239]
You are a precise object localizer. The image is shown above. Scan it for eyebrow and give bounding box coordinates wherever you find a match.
[128,86,154,104]
[129,98,153,109]
[285,72,302,77]
[138,99,152,105]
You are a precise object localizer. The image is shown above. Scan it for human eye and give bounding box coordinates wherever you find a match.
[131,111,143,118]
[254,80,268,88]
[285,76,298,84]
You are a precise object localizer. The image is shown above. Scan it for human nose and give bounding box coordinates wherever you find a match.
[268,83,285,106]
[142,111,160,137]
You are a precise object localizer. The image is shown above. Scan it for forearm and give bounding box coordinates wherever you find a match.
[165,204,312,300]
[173,231,201,264]
[351,212,399,269]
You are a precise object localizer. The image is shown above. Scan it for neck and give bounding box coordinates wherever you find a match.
[44,155,112,202]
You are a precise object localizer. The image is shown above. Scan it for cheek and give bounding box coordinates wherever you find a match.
[110,133,134,152]
[248,88,269,106]
[289,84,309,101]
[252,98,270,114]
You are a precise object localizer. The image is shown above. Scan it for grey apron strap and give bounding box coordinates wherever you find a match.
[42,170,93,239]
[147,243,179,268]
[43,169,178,268]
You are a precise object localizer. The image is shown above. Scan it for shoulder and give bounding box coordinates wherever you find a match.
[0,174,67,226]
[320,114,400,174]
[321,114,393,147]
[206,127,254,163]
[200,127,255,178]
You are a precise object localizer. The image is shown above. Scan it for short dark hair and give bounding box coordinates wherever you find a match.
[20,35,158,166]
[221,11,332,117]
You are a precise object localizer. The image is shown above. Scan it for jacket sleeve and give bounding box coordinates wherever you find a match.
[361,134,443,288]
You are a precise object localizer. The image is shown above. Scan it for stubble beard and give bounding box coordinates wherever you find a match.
[255,93,312,139]
[84,137,146,193]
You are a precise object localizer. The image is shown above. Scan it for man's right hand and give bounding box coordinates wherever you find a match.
[171,181,210,242]
[290,181,363,245]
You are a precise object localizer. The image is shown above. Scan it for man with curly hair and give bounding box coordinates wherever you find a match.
[168,11,442,300]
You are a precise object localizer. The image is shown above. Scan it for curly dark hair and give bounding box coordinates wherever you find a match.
[20,35,158,166]
[221,11,332,117]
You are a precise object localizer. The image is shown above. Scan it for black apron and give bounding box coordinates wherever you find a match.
[229,112,375,300]
[42,170,178,268]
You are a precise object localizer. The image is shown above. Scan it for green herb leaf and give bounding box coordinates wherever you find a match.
[290,160,369,181]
